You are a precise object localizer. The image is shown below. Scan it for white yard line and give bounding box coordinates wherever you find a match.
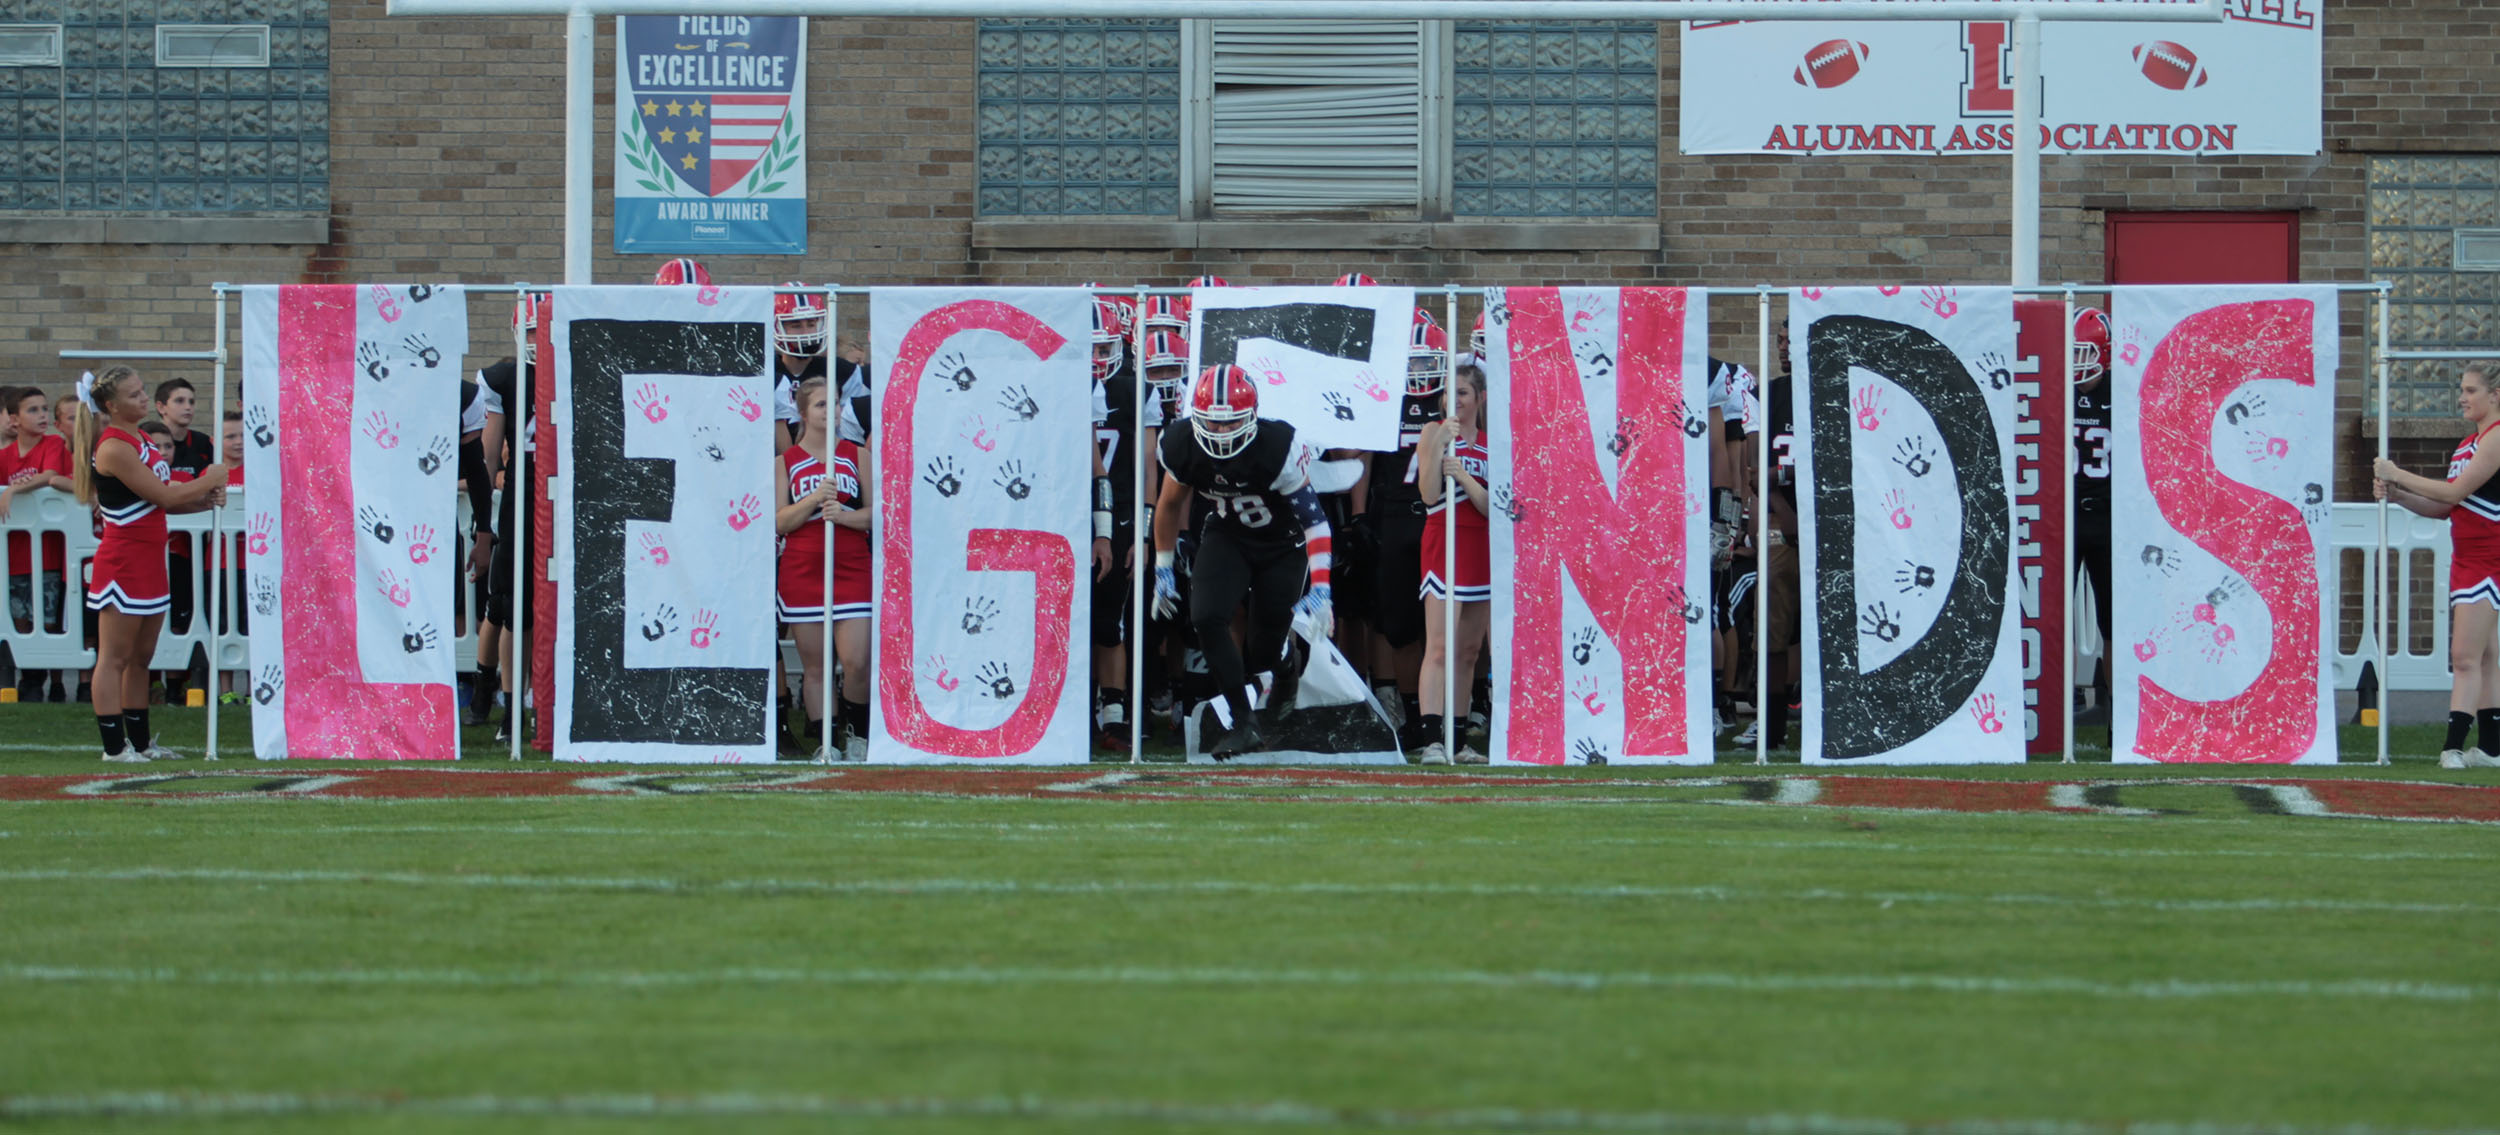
[1,865,2488,917]
[0,1091,2489,1134]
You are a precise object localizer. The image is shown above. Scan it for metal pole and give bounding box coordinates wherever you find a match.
[391,0,2231,20]
[565,9,594,286]
[2375,286,2391,766]
[1441,285,1460,763]
[2010,13,2041,288]
[2061,288,2076,763]
[1755,285,1771,766]
[1129,286,1147,764]
[207,287,228,760]
[511,289,532,761]
[821,288,838,761]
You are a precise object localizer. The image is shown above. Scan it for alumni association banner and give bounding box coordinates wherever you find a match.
[614,15,806,255]
[1794,286,2024,764]
[2109,285,2337,764]
[870,287,1094,763]
[242,284,468,760]
[1488,287,1714,766]
[551,285,779,762]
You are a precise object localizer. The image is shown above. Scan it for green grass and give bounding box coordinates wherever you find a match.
[3,702,2496,1133]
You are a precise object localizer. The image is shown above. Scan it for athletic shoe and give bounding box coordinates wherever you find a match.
[2442,749,2468,769]
[1712,708,1725,735]
[842,736,869,763]
[1731,719,1760,747]
[2465,748,2500,768]
[493,721,510,744]
[218,691,247,707]
[1207,719,1263,760]
[102,748,147,763]
[1416,741,1451,766]
[1455,744,1487,765]
[461,698,492,728]
[142,745,185,762]
[75,680,92,703]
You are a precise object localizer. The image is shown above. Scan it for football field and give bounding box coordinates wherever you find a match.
[3,706,2496,1134]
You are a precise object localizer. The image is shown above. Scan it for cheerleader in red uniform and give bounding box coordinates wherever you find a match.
[73,367,226,762]
[2377,361,2500,768]
[773,377,875,760]
[1414,362,1491,766]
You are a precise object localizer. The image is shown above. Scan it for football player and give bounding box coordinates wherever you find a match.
[769,285,830,453]
[1150,364,1333,758]
[2070,305,2114,717]
[1357,309,1452,742]
[1089,297,1163,751]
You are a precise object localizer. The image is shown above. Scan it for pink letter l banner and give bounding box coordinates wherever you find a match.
[241,285,467,760]
[1488,287,1713,766]
[2110,285,2337,764]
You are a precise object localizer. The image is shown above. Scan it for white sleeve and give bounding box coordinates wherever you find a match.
[1725,363,1760,434]
[838,398,866,446]
[774,376,799,425]
[475,369,505,418]
[1142,387,1166,429]
[1267,439,1316,495]
[1092,379,1111,428]
[461,384,488,434]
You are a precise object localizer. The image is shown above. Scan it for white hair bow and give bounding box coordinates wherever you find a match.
[75,370,99,413]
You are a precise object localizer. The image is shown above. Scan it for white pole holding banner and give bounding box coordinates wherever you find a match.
[208,287,229,760]
[511,289,532,761]
[2011,13,2041,288]
[1129,286,1148,764]
[2060,288,2076,764]
[2374,287,2390,766]
[1755,285,1772,765]
[1441,285,1460,763]
[566,12,594,286]
[821,288,839,761]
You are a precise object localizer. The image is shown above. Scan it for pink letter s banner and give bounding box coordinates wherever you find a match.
[241,285,467,760]
[1487,287,1712,766]
[2110,285,2337,764]
[870,288,1093,763]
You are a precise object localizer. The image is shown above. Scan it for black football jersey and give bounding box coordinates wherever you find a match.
[1096,359,1148,516]
[2072,377,2113,511]
[1159,419,1315,548]
[1369,390,1442,509]
[1766,373,1797,503]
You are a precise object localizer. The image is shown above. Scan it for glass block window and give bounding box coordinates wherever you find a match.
[976,19,1180,218]
[1451,22,1657,219]
[0,0,329,214]
[2367,155,2500,417]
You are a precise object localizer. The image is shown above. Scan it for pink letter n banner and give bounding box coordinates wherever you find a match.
[2110,285,2337,764]
[242,285,467,760]
[1487,287,1714,766]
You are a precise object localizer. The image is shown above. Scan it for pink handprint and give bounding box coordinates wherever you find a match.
[727,386,764,422]
[1853,384,1884,431]
[640,532,670,566]
[1570,308,1596,333]
[696,284,721,306]
[1969,693,2004,734]
[362,411,401,450]
[1353,370,1391,403]
[2118,326,2143,367]
[2133,639,2159,662]
[1919,285,1958,320]
[689,608,718,649]
[1876,285,1903,297]
[1570,675,1607,716]
[960,414,998,453]
[1798,287,1825,301]
[725,494,762,532]
[2265,436,2289,459]
[1882,489,1912,530]
[633,383,670,423]
[377,569,412,609]
[247,514,273,556]
[1251,355,1287,386]
[369,284,403,323]
[407,523,436,565]
[924,653,961,693]
[2191,603,2217,625]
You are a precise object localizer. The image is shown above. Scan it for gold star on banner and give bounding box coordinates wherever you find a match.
[690,101,705,117]
[640,98,659,117]
[680,153,698,170]
[685,127,702,145]
[657,127,676,143]
[665,99,683,117]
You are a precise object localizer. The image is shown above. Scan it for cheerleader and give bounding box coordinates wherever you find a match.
[2375,361,2500,768]
[73,367,226,762]
[773,377,875,761]
[1414,362,1491,765]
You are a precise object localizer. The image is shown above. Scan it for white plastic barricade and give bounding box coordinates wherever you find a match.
[2330,501,2450,693]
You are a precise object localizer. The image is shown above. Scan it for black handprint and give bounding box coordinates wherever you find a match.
[994,460,1032,502]
[977,661,1017,699]
[246,404,276,448]
[1678,402,1708,439]
[1861,602,1902,644]
[1491,483,1524,523]
[356,505,395,545]
[997,384,1039,422]
[1484,293,1510,327]
[1570,627,1600,667]
[694,425,725,464]
[923,456,964,498]
[642,603,680,643]
[2141,545,2181,577]
[253,665,283,706]
[406,284,434,303]
[2224,395,2269,426]
[417,435,452,476]
[1573,738,1609,766]
[1668,583,1705,626]
[962,596,1000,636]
[1978,351,2012,391]
[1324,391,1354,422]
[1609,417,1644,456]
[1892,437,1935,479]
[1895,561,1937,594]
[1574,340,1615,379]
[937,350,978,392]
[252,574,277,617]
[356,341,390,382]
[401,623,439,654]
[401,333,442,369]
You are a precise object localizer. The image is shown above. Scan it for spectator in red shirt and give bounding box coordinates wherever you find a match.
[3,384,75,702]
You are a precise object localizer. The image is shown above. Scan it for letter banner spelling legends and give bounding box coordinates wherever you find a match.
[614,15,806,255]
[242,285,468,760]
[870,288,1094,763]
[551,285,780,762]
[1794,286,2024,764]
[2109,285,2337,765]
[1488,287,1714,767]
[1679,6,2321,157]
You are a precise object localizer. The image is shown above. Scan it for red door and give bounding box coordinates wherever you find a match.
[2104,212,2300,284]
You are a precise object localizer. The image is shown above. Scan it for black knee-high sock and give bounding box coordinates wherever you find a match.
[96,714,126,755]
[123,709,152,754]
[1416,713,1446,749]
[2478,709,2500,755]
[841,698,870,745]
[2446,710,2473,752]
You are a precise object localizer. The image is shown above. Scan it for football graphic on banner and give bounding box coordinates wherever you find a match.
[2134,41,2210,90]
[1795,39,1871,89]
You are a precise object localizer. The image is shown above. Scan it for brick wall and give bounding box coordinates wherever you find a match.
[4,0,2496,452]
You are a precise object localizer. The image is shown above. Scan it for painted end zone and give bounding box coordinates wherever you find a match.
[1,769,2496,825]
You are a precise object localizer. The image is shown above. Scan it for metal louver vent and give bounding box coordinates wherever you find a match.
[1209,20,1420,212]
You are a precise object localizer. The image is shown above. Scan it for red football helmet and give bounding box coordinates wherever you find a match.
[774,285,828,357]
[2072,306,2111,383]
[1141,292,1189,334]
[1141,329,1190,392]
[1470,311,1488,361]
[1189,364,1259,458]
[1408,309,1452,396]
[514,293,550,366]
[1334,272,1379,287]
[1089,296,1131,382]
[1084,283,1140,331]
[653,257,711,287]
[1187,274,1229,289]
